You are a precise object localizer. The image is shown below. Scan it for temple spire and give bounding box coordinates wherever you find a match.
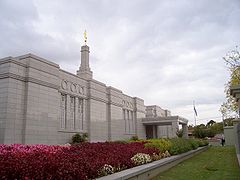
[76,31,93,80]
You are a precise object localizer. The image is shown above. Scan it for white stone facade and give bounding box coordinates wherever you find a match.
[0,45,187,144]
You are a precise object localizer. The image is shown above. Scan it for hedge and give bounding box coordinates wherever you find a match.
[144,138,208,155]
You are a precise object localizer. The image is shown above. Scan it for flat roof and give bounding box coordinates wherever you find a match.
[142,116,188,125]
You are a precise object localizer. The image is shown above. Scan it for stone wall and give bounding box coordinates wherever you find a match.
[0,59,27,144]
[224,126,235,145]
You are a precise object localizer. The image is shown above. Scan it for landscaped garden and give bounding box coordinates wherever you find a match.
[153,146,240,180]
[0,138,208,179]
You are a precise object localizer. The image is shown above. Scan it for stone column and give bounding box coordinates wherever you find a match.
[152,125,158,139]
[155,126,159,138]
[182,124,189,139]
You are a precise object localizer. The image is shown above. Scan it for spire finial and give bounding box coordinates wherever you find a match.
[84,30,87,45]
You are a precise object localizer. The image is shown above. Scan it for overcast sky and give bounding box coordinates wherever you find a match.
[1,0,240,125]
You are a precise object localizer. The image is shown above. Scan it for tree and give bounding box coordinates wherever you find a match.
[192,125,207,138]
[220,46,240,119]
[209,122,223,135]
[223,118,234,126]
[192,122,223,138]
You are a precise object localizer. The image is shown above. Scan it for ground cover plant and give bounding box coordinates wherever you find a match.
[153,146,240,180]
[144,138,208,155]
[0,138,208,179]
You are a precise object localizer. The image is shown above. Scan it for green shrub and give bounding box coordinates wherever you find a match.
[144,138,209,156]
[144,139,172,152]
[168,138,193,155]
[188,139,199,150]
[72,133,81,143]
[196,139,209,147]
[193,127,208,138]
[130,135,139,141]
[82,132,88,139]
[71,133,88,144]
[176,129,183,138]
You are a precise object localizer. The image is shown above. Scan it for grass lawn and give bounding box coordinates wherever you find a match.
[153,146,240,180]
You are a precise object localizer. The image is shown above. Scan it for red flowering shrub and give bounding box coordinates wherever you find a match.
[0,142,159,180]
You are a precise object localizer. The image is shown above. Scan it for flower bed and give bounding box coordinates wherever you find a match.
[0,139,208,180]
[0,142,159,179]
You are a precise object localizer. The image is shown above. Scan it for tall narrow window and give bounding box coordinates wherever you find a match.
[127,110,130,133]
[123,109,135,134]
[129,110,132,133]
[60,94,66,129]
[70,96,75,130]
[131,111,134,133]
[78,98,83,130]
[123,109,126,132]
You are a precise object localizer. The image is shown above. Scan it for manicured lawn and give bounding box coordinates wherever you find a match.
[153,146,240,180]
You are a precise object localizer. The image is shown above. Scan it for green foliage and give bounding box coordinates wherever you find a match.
[223,46,240,84]
[205,129,215,138]
[130,135,139,141]
[72,133,81,143]
[196,139,209,147]
[193,126,208,138]
[144,139,172,152]
[71,133,88,144]
[220,83,238,119]
[223,118,234,126]
[220,47,240,119]
[188,139,199,149]
[193,122,223,138]
[168,138,208,155]
[144,138,208,156]
[176,129,183,138]
[209,122,223,134]
[168,138,193,155]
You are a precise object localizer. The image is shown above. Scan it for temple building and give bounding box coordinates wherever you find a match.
[0,43,188,144]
